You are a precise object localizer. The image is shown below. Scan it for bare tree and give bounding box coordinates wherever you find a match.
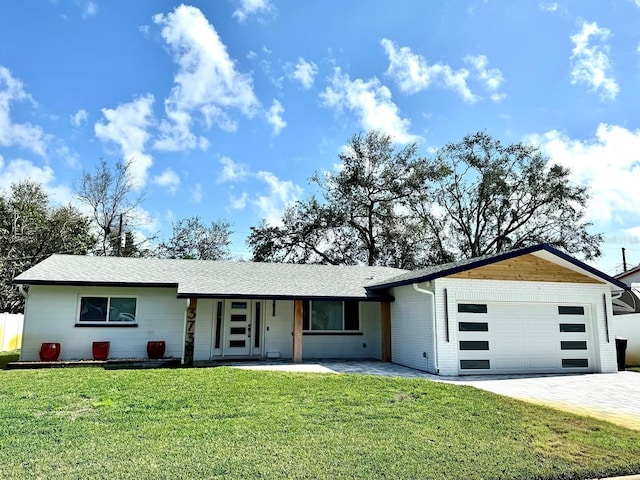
[75,159,145,256]
[159,216,232,260]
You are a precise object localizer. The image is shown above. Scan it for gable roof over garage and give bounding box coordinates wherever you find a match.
[366,244,628,291]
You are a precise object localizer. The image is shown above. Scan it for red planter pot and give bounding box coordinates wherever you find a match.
[92,341,110,361]
[147,341,165,359]
[39,342,61,362]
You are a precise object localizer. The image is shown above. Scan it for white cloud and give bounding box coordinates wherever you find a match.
[191,182,203,204]
[152,168,180,194]
[0,155,74,205]
[232,0,274,22]
[0,66,49,156]
[290,57,318,89]
[71,109,88,128]
[266,99,286,136]
[217,156,248,184]
[78,0,97,18]
[94,94,155,188]
[570,21,619,101]
[229,192,248,210]
[540,2,558,12]
[153,5,260,150]
[530,124,640,224]
[254,171,303,225]
[464,55,506,102]
[320,67,417,144]
[381,38,478,103]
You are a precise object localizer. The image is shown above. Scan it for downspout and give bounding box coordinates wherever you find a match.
[413,283,438,374]
[18,284,28,299]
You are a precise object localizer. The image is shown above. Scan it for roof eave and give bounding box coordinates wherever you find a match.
[13,279,179,289]
[367,244,628,291]
[176,292,396,302]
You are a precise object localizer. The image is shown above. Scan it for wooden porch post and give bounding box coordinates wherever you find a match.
[381,301,391,362]
[183,298,197,366]
[293,300,303,363]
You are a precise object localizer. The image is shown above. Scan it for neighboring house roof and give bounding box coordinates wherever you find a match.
[615,264,640,283]
[13,254,406,301]
[367,244,628,291]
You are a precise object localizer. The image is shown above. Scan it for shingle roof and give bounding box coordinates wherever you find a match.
[13,254,407,300]
[366,244,628,291]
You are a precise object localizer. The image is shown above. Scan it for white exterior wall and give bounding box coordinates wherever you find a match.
[613,313,640,365]
[20,285,186,361]
[194,299,214,361]
[263,300,294,358]
[302,302,382,359]
[433,278,617,376]
[390,284,435,373]
[261,300,383,360]
[21,288,386,362]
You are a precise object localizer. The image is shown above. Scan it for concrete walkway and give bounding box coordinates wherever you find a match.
[231,359,640,430]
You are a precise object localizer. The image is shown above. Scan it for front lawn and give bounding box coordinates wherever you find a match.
[0,367,639,479]
[0,349,19,369]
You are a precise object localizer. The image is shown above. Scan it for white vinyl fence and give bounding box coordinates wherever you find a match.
[1,313,23,351]
[614,314,640,366]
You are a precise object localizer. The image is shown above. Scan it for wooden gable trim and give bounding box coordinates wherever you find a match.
[446,253,603,284]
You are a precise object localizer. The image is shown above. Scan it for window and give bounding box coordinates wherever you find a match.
[459,341,489,351]
[459,322,489,332]
[79,296,137,323]
[559,323,586,333]
[558,306,584,315]
[561,341,587,350]
[302,300,360,332]
[562,358,588,368]
[460,359,490,370]
[458,304,488,314]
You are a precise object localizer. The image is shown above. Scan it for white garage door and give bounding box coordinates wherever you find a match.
[457,302,595,374]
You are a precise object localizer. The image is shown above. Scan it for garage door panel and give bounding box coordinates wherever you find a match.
[457,301,595,375]
[490,338,525,355]
[526,357,559,370]
[490,320,524,334]
[524,322,554,334]
[493,357,526,372]
[524,340,557,354]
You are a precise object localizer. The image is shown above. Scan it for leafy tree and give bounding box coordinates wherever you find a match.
[413,131,602,261]
[0,181,95,313]
[159,216,232,260]
[74,158,144,256]
[248,130,444,268]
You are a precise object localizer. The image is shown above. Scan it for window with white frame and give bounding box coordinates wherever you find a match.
[302,300,360,332]
[78,296,137,323]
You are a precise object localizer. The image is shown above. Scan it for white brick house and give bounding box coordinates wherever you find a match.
[13,244,631,375]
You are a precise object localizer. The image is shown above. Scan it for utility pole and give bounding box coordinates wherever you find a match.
[622,247,628,272]
[116,213,123,257]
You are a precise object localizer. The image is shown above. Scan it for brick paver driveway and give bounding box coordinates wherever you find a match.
[451,371,640,430]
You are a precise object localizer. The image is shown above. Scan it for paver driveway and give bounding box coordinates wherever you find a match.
[232,360,640,430]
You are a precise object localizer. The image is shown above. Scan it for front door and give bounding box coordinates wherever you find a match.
[224,300,252,356]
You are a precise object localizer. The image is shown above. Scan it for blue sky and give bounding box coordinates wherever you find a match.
[0,0,639,274]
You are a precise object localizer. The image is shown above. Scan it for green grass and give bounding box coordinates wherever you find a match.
[0,349,19,369]
[0,367,639,479]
